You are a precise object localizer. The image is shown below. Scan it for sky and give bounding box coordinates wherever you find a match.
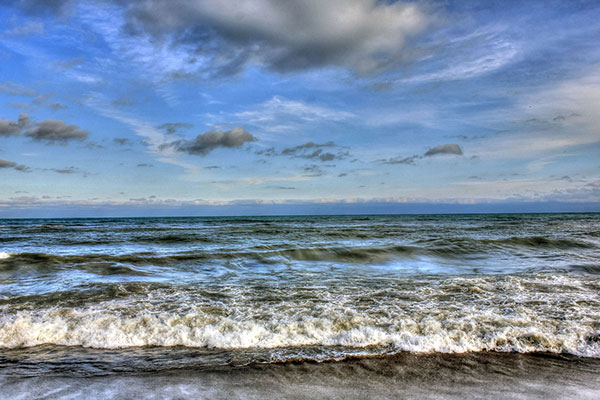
[0,0,599,217]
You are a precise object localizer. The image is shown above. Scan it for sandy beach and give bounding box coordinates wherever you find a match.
[2,352,599,399]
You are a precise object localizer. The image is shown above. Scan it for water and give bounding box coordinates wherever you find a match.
[0,213,599,382]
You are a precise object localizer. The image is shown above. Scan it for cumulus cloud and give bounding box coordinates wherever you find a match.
[424,144,463,157]
[170,127,256,156]
[0,158,30,172]
[121,0,432,76]
[25,120,89,143]
[0,114,29,136]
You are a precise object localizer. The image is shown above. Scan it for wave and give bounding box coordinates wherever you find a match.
[415,236,596,252]
[1,272,599,358]
[1,235,596,271]
[0,304,598,358]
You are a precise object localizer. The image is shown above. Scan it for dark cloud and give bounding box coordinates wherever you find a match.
[119,0,431,77]
[424,144,463,157]
[278,141,348,162]
[281,141,334,155]
[378,155,421,165]
[157,122,193,135]
[7,0,74,16]
[25,120,89,143]
[0,113,29,136]
[452,134,485,141]
[552,113,580,122]
[113,138,131,146]
[170,127,256,156]
[0,158,30,172]
[377,144,464,166]
[204,165,220,169]
[48,102,68,110]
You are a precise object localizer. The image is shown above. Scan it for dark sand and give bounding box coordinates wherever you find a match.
[1,352,599,399]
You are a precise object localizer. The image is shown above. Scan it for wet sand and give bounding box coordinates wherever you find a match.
[1,352,599,399]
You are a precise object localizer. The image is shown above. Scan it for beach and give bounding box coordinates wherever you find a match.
[1,352,599,399]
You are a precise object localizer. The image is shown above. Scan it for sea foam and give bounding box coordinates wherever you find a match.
[1,293,598,358]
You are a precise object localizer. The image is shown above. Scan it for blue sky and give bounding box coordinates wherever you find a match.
[0,0,599,217]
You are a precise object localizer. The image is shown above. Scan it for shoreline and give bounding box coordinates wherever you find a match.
[2,352,599,399]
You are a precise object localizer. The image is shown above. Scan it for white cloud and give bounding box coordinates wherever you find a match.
[232,96,354,132]
[470,67,600,160]
[402,27,519,83]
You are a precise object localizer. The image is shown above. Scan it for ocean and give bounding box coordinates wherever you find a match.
[1,214,599,398]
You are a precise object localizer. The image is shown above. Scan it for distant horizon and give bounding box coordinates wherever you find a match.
[1,201,598,219]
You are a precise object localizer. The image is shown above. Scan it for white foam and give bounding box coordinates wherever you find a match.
[0,304,598,357]
[0,252,11,259]
[1,274,598,358]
